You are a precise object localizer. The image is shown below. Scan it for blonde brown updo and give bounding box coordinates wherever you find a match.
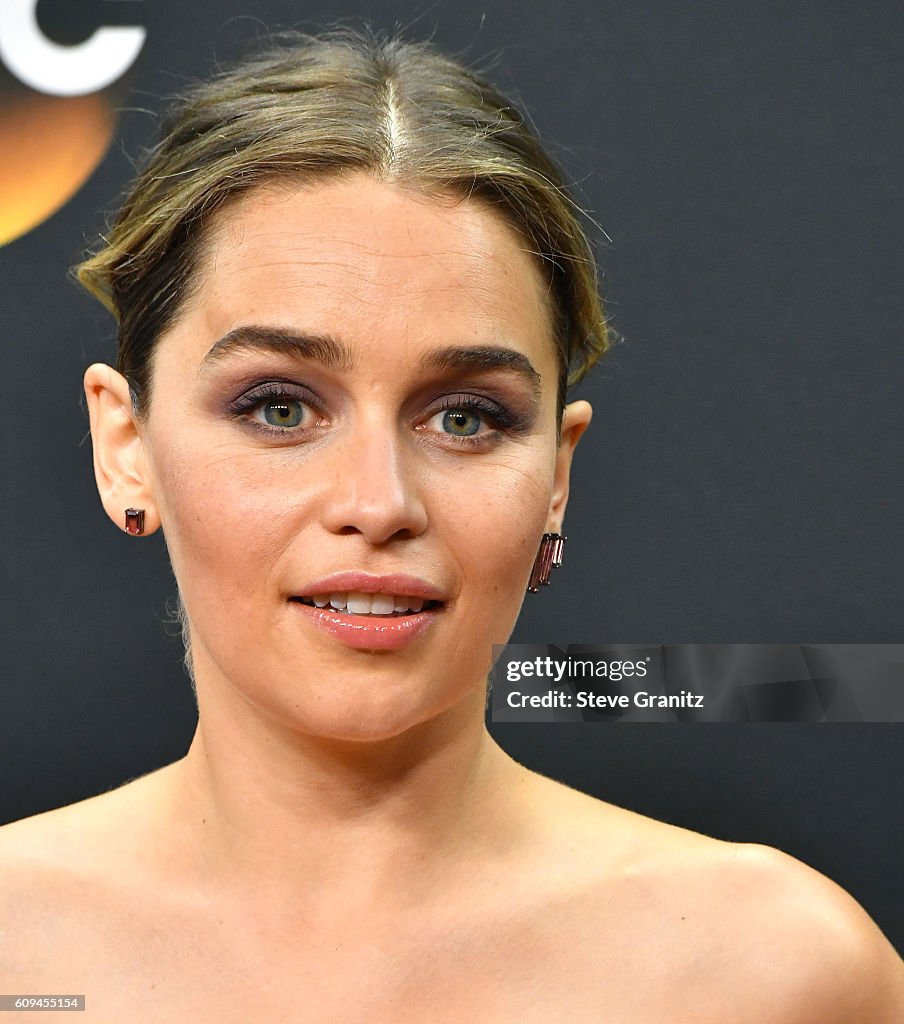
[75,25,613,426]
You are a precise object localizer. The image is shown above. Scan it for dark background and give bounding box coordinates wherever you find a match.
[1,1,901,953]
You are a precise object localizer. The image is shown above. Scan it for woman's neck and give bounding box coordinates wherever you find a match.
[153,663,531,914]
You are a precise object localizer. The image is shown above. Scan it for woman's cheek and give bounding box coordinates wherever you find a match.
[152,444,288,594]
[449,460,550,618]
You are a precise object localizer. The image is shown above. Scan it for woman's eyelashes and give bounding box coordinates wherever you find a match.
[226,381,325,437]
[225,380,531,446]
[418,394,527,447]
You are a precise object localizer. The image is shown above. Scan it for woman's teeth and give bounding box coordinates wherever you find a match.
[298,591,429,615]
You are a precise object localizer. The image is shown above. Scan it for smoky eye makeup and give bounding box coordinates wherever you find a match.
[219,375,328,439]
[421,391,534,437]
[209,354,543,446]
[225,379,322,415]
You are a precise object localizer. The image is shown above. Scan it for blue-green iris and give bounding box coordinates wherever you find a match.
[443,409,480,436]
[263,400,304,428]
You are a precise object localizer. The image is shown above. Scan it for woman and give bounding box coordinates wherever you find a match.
[1,27,901,1022]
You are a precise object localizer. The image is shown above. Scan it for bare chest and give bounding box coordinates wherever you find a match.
[3,893,764,1024]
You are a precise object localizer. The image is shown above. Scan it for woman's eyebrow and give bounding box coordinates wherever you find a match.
[417,346,542,398]
[199,325,542,396]
[199,326,354,374]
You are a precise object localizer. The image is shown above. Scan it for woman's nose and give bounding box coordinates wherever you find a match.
[318,418,428,544]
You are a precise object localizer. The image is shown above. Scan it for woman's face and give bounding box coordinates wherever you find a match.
[90,174,590,742]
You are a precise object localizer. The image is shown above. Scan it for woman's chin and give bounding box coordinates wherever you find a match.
[283,708,449,748]
[192,636,487,747]
[247,683,475,748]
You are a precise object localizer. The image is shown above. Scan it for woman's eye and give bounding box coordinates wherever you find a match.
[437,408,483,437]
[250,397,308,429]
[422,404,494,440]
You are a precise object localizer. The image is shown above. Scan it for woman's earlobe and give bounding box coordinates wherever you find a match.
[83,363,160,535]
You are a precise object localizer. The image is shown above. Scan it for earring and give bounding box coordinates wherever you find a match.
[124,508,146,535]
[527,532,566,592]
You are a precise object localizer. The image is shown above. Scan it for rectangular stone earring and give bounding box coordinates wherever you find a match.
[124,508,146,535]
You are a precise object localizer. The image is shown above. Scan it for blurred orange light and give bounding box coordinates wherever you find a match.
[0,90,113,246]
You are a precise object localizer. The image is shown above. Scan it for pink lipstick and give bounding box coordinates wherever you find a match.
[289,571,447,651]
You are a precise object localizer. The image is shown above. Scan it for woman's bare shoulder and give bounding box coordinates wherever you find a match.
[0,798,110,886]
[0,794,116,981]
[698,840,904,1023]
[0,768,185,974]
[521,769,904,1022]
[0,765,177,893]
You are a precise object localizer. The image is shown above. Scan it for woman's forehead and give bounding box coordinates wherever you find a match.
[176,175,557,369]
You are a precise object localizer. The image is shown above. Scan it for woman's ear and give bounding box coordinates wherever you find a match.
[83,363,160,535]
[547,399,593,531]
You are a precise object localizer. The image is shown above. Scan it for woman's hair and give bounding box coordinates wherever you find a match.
[75,25,613,424]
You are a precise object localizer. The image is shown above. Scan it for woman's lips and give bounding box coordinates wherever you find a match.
[288,598,442,651]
